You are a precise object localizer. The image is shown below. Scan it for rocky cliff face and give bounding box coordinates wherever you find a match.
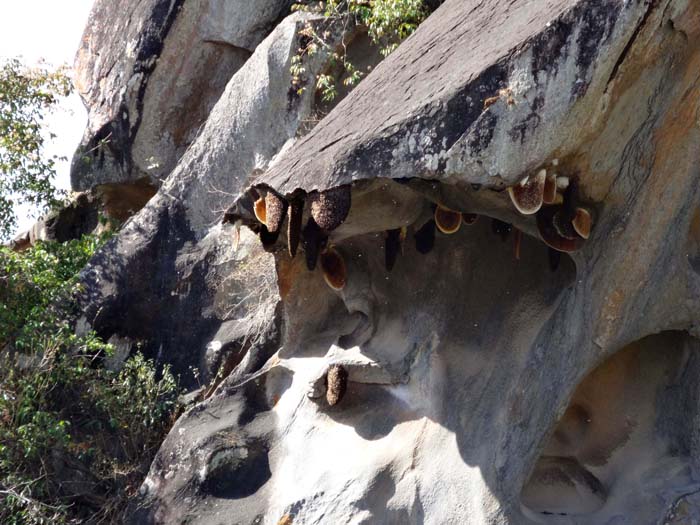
[72,0,293,190]
[72,0,700,523]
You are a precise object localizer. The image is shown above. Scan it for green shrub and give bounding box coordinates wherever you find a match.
[291,0,439,102]
[0,236,180,524]
[0,235,102,351]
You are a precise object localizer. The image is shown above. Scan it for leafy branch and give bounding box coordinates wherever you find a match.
[0,58,72,241]
[0,235,181,524]
[291,0,436,102]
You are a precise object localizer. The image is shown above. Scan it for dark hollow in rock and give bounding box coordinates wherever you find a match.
[521,456,606,515]
[414,220,436,254]
[201,439,272,499]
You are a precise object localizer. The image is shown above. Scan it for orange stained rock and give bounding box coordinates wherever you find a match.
[277,255,305,300]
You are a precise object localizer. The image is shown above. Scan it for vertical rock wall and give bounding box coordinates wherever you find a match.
[71,0,293,190]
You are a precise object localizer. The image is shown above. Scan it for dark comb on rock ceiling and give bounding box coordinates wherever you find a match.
[309,186,352,232]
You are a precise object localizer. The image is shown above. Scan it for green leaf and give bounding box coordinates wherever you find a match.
[0,58,72,241]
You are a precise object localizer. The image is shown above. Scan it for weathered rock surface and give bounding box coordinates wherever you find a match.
[8,193,100,251]
[71,0,293,190]
[8,181,156,251]
[73,0,700,523]
[78,11,345,384]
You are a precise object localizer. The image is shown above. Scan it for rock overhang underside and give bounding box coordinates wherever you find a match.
[223,0,661,267]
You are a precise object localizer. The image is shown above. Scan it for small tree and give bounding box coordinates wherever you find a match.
[0,58,72,241]
[291,0,437,102]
